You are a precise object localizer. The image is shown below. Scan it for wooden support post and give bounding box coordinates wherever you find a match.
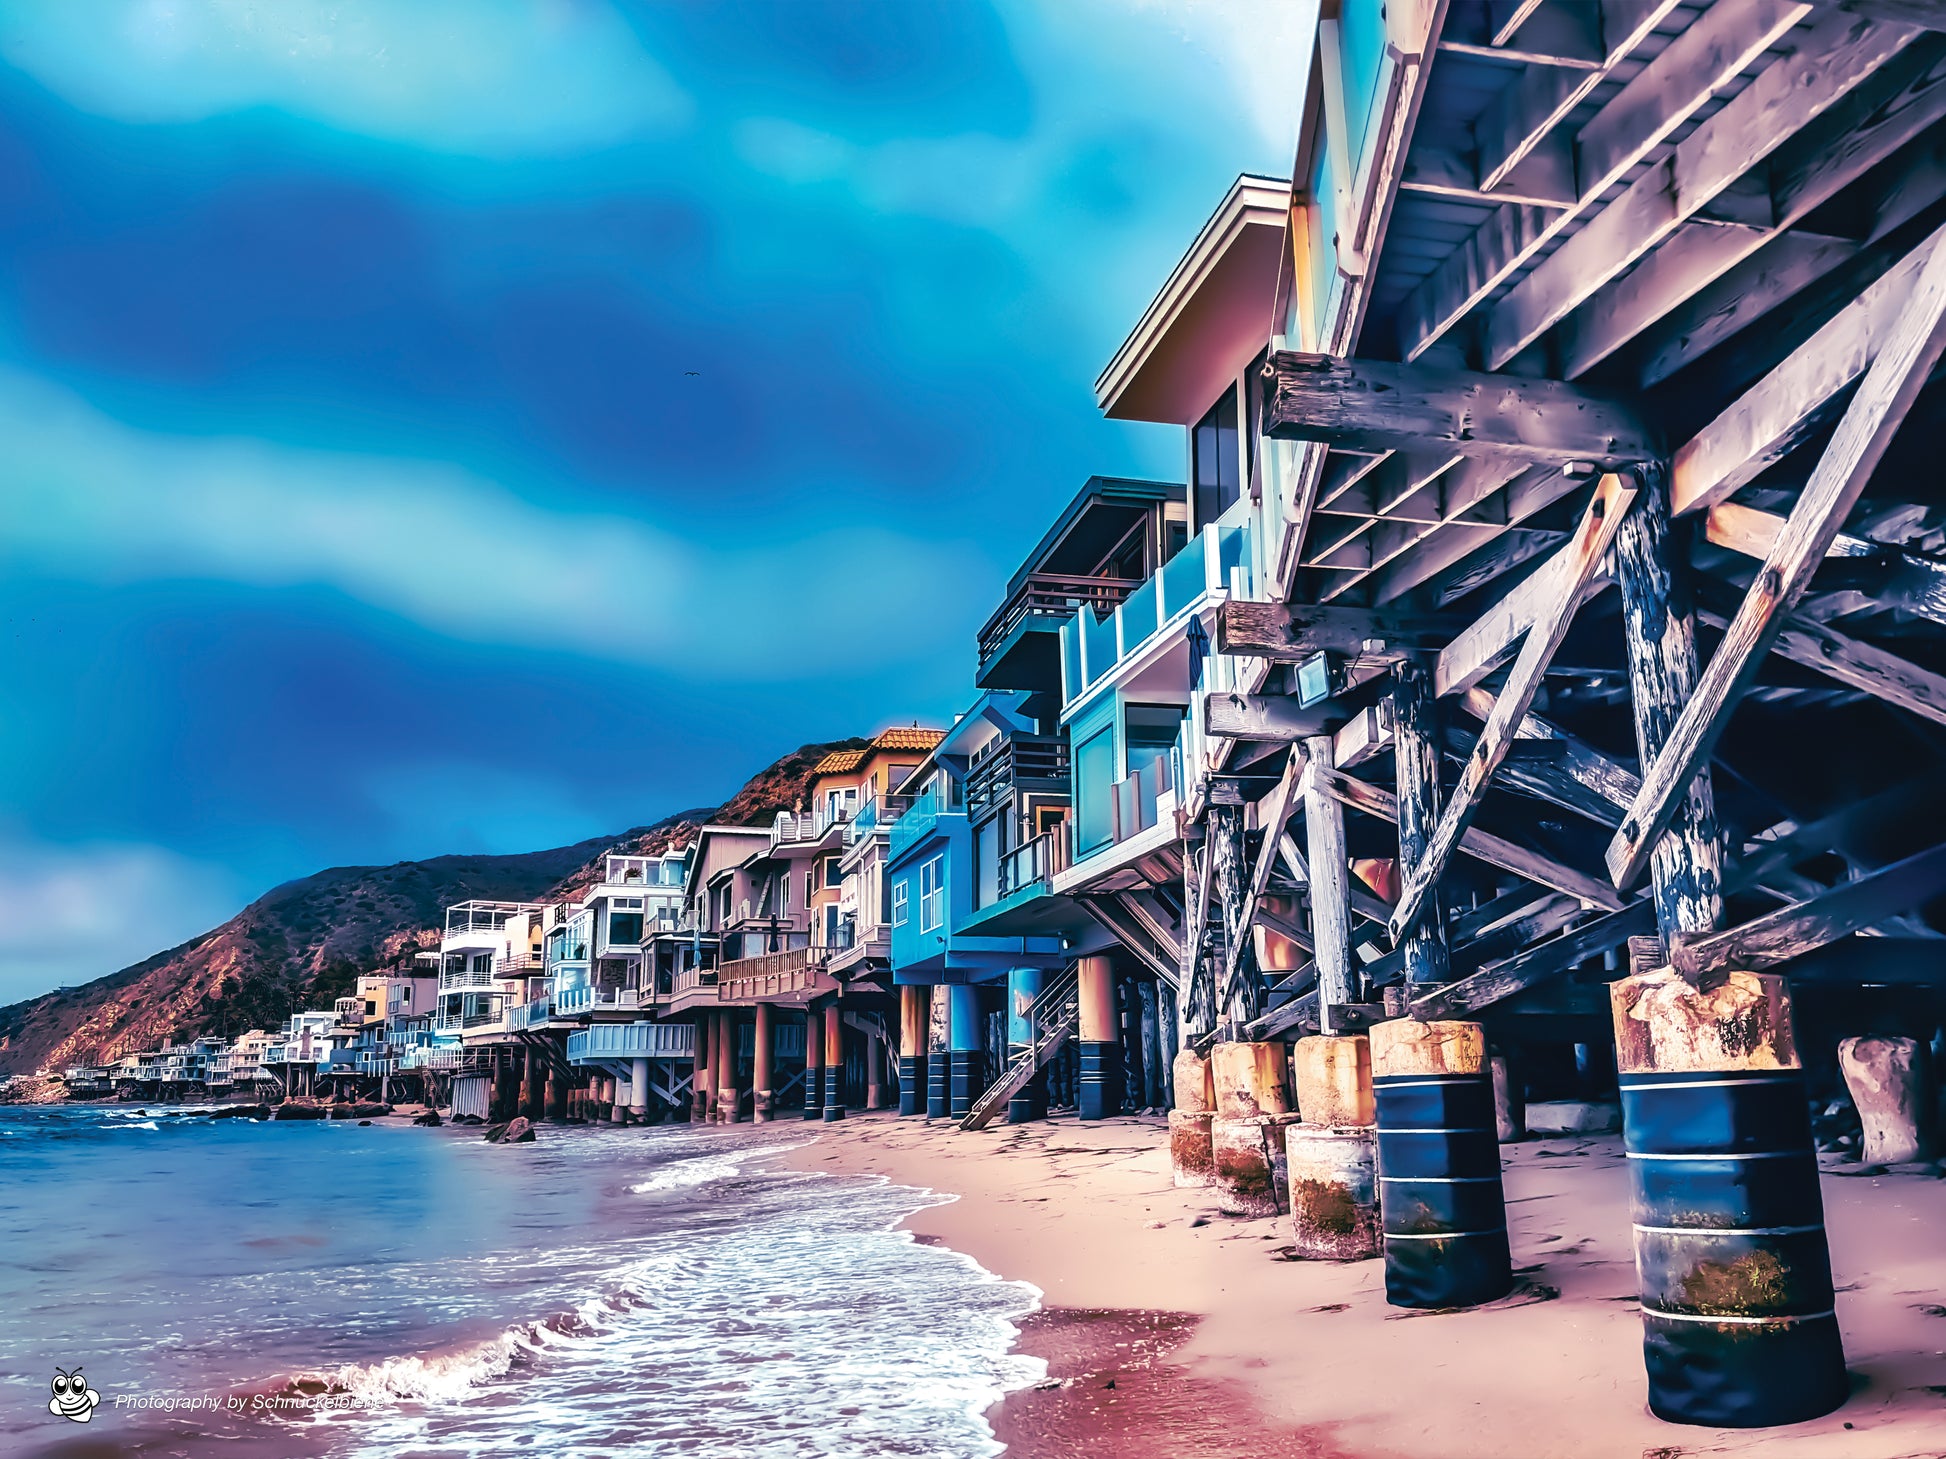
[753,1002,774,1123]
[693,1015,711,1122]
[802,1006,824,1123]
[1610,230,1946,889]
[1393,472,1638,939]
[1208,804,1260,1034]
[1178,840,1217,1042]
[822,1004,845,1122]
[1612,462,1725,938]
[1303,736,1355,1035]
[1391,658,1451,987]
[1838,1036,1933,1164]
[899,985,928,1117]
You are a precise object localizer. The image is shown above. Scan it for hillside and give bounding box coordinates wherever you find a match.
[0,739,864,1077]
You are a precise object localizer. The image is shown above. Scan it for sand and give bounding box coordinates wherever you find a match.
[784,1110,1946,1459]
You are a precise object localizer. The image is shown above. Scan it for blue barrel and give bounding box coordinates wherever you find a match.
[926,1050,949,1119]
[1621,1068,1845,1426]
[899,1054,926,1116]
[1078,1042,1121,1121]
[1374,1071,1511,1307]
[948,1050,983,1118]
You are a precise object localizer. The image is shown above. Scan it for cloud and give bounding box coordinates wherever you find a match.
[0,832,240,1008]
[0,369,981,681]
[0,0,691,156]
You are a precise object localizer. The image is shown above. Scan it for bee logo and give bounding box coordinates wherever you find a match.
[49,1368,101,1423]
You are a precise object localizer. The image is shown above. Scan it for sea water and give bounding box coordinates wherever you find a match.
[0,1106,1042,1457]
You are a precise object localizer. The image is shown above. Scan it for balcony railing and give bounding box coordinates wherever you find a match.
[978,572,1143,672]
[439,967,502,992]
[846,791,914,845]
[566,1022,696,1062]
[996,830,1059,900]
[553,985,646,1018]
[714,945,833,1003]
[966,734,1070,822]
[504,996,554,1031]
[399,1044,481,1071]
[444,902,537,936]
[888,782,963,862]
[1060,522,1252,703]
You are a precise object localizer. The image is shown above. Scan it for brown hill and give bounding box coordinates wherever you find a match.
[0,738,866,1077]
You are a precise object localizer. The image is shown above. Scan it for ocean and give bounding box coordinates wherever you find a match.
[0,1105,1043,1457]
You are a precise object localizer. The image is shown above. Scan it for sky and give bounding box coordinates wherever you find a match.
[0,0,1305,1005]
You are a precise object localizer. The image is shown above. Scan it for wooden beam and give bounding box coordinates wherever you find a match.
[1671,222,1946,518]
[1393,474,1639,939]
[1392,658,1452,986]
[1704,501,1946,628]
[1302,736,1357,1035]
[1434,530,1614,696]
[1203,691,1333,744]
[1397,0,1808,361]
[1261,353,1659,468]
[1410,901,1658,1021]
[1831,0,1946,28]
[1214,600,1463,662]
[1608,231,1946,889]
[1455,686,1642,813]
[1671,841,1946,977]
[1696,588,1946,725]
[1484,9,1918,370]
[1316,764,1626,910]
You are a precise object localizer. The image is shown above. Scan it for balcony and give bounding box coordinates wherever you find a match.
[553,985,646,1018]
[566,1022,696,1062]
[770,801,853,850]
[888,782,962,862]
[714,945,836,1005]
[978,572,1143,690]
[439,967,502,993]
[966,734,1070,824]
[444,901,537,937]
[504,996,555,1031]
[1060,521,1252,704]
[846,791,914,846]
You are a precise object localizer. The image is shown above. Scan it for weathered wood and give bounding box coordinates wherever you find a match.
[1209,805,1260,1035]
[1613,463,1727,940]
[1704,501,1946,628]
[1230,757,1310,1006]
[1609,231,1946,889]
[1398,0,1799,360]
[1443,728,1621,827]
[1316,765,1627,910]
[1410,901,1658,1021]
[1434,544,1612,696]
[1179,840,1216,1041]
[1392,658,1451,986]
[1214,601,1462,662]
[1261,353,1660,468]
[1672,841,1946,977]
[1829,0,1946,28]
[1671,222,1946,518]
[1484,9,1918,370]
[1393,475,1639,940]
[1304,736,1356,1037]
[1203,691,1333,744]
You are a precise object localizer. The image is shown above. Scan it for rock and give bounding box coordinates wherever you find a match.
[1838,1035,1933,1166]
[484,1116,535,1144]
[1525,1100,1622,1135]
[206,1104,270,1120]
[357,1119,372,1126]
[271,1104,327,1121]
[411,1111,443,1127]
[449,1113,483,1126]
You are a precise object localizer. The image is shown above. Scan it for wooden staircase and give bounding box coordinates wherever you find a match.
[959,964,1080,1132]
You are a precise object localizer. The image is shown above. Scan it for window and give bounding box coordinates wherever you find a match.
[1073,725,1115,857]
[892,878,909,926]
[919,856,945,933]
[1193,385,1241,529]
[879,865,892,923]
[781,871,793,916]
[1125,703,1185,785]
[609,911,644,945]
[823,855,843,891]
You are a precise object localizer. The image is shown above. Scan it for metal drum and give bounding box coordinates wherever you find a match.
[1286,1123,1379,1260]
[1374,1071,1512,1307]
[1621,1068,1846,1427]
[926,1053,949,1120]
[898,1054,925,1116]
[1078,1041,1120,1121]
[948,1050,982,1118]
[821,1064,845,1122]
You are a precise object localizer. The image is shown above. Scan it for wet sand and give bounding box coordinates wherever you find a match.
[785,1110,1946,1459]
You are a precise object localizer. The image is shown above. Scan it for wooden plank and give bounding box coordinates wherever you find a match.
[1485,9,1917,370]
[1203,691,1333,744]
[1696,589,1946,724]
[1671,222,1946,517]
[1398,0,1806,361]
[1434,536,1614,697]
[1262,353,1659,467]
[1399,139,1577,209]
[1560,221,1777,381]
[1302,736,1356,1035]
[1608,230,1946,889]
[1705,501,1946,627]
[1392,474,1639,938]
[1214,600,1464,661]
[1671,841,1946,976]
[1317,765,1627,910]
[1455,686,1643,813]
[1410,901,1657,1021]
[1393,658,1452,985]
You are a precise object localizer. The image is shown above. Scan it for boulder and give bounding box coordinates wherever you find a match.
[449,1113,484,1126]
[484,1116,536,1144]
[411,1111,443,1127]
[271,1104,327,1121]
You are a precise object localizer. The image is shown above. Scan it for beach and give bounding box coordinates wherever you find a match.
[787,1111,1946,1459]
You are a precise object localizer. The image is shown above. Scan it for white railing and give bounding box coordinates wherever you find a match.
[504,996,554,1031]
[439,967,502,992]
[566,1023,695,1062]
[399,1044,478,1071]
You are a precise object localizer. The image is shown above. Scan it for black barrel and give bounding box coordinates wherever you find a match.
[899,1054,926,1116]
[821,1064,845,1122]
[947,1050,983,1118]
[1374,1071,1512,1308]
[1620,1068,1845,1426]
[1007,1064,1046,1124]
[927,1051,949,1120]
[1077,1041,1121,1121]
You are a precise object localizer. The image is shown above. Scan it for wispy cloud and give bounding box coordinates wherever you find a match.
[0,0,691,155]
[0,831,240,1008]
[0,369,981,680]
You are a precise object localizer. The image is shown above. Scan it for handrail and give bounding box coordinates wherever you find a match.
[977,572,1144,668]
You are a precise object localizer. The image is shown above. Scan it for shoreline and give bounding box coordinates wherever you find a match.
[783,1109,1946,1459]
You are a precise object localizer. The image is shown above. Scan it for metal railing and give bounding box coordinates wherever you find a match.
[566,1022,696,1062]
[977,572,1143,672]
[996,831,1056,900]
[966,734,1070,821]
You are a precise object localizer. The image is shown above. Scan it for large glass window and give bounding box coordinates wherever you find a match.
[1074,725,1115,857]
[919,857,945,933]
[1125,704,1185,787]
[1193,385,1241,529]
[608,911,644,945]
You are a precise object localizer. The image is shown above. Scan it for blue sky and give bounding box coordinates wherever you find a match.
[0,0,1303,1004]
